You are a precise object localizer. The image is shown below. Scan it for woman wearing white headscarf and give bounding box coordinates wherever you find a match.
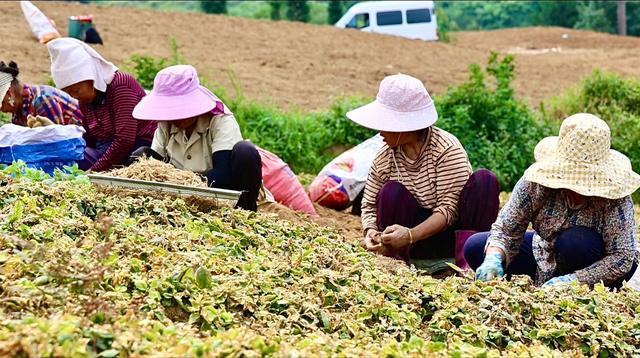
[46,37,156,172]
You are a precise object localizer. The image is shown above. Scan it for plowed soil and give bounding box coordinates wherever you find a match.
[3,1,640,111]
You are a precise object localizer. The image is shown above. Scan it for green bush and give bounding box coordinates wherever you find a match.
[542,70,640,198]
[435,6,451,42]
[125,38,183,90]
[224,93,374,174]
[435,53,552,190]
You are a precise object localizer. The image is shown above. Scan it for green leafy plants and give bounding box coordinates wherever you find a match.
[0,167,638,356]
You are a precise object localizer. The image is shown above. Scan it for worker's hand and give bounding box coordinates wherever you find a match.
[27,115,54,128]
[380,224,412,249]
[542,274,577,288]
[363,229,383,253]
[475,251,504,281]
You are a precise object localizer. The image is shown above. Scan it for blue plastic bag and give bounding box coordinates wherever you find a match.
[0,138,85,174]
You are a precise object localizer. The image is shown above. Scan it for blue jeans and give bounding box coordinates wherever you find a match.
[463,226,637,288]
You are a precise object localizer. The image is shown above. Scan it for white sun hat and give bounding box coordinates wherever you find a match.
[346,73,438,132]
[525,113,640,199]
[47,37,118,92]
[0,72,12,104]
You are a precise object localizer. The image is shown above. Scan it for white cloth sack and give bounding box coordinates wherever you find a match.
[20,1,60,43]
[309,134,384,208]
[0,123,85,146]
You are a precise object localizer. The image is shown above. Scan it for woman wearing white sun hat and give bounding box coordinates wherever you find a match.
[466,113,640,288]
[347,73,501,267]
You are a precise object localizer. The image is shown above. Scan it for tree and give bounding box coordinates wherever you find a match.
[270,1,283,20]
[200,0,227,15]
[536,1,579,28]
[618,0,627,35]
[286,0,310,23]
[328,0,344,25]
[574,1,615,33]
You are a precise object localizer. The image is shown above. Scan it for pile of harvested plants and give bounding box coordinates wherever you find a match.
[106,157,207,187]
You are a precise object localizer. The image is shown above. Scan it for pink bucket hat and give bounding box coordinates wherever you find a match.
[133,65,227,121]
[347,73,437,132]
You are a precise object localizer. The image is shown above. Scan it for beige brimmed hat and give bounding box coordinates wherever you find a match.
[346,74,437,132]
[524,113,640,199]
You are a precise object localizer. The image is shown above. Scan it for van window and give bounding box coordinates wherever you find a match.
[406,9,431,24]
[347,13,370,29]
[376,11,402,26]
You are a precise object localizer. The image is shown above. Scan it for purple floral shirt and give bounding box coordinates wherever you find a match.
[487,179,638,286]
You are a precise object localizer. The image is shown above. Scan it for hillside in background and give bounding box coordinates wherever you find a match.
[3,1,640,110]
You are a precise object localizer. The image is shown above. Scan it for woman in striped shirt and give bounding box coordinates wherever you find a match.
[347,74,500,266]
[46,38,157,172]
[0,61,83,126]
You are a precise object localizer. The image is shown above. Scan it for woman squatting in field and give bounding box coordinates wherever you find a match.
[347,73,501,266]
[467,114,640,288]
[129,65,262,212]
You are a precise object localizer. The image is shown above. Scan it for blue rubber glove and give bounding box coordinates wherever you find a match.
[542,274,577,288]
[475,252,504,281]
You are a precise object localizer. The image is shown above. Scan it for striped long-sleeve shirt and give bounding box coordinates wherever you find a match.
[361,127,472,233]
[80,72,157,172]
[13,84,83,126]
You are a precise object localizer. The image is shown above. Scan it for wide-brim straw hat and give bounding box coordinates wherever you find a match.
[346,73,438,132]
[524,113,640,199]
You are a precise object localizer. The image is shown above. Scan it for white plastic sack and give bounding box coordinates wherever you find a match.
[309,134,384,210]
[0,123,84,146]
[20,1,60,44]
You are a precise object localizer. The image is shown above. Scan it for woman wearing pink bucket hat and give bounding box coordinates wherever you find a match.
[130,65,262,212]
[466,114,640,288]
[347,74,501,269]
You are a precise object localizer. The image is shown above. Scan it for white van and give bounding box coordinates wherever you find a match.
[335,1,438,41]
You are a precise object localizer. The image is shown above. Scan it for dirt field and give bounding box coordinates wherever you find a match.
[3,2,640,111]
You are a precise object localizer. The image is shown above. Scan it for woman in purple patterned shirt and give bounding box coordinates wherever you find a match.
[46,38,157,172]
[465,114,640,288]
[0,61,83,127]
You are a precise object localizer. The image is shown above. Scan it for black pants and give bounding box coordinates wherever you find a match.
[226,141,262,212]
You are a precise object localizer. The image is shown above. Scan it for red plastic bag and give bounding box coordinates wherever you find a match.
[257,147,318,217]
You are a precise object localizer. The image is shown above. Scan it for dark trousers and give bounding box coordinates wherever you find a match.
[463,226,638,288]
[79,139,151,171]
[227,141,262,212]
[376,169,500,262]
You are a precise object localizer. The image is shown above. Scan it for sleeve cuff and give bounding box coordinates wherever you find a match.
[433,206,456,227]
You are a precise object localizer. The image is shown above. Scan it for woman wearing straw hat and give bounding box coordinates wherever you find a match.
[0,61,83,127]
[130,65,262,212]
[347,73,501,265]
[46,38,157,172]
[466,113,640,288]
